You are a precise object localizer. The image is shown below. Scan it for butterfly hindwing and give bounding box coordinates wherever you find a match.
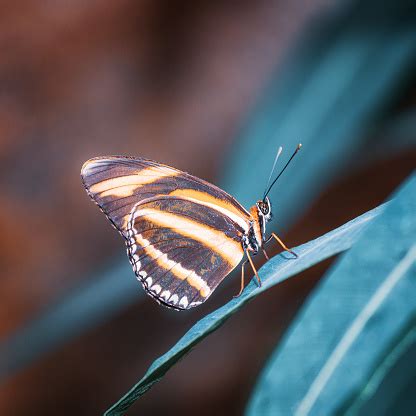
[81,156,249,309]
[126,196,244,309]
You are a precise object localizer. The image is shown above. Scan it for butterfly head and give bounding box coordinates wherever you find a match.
[256,196,272,240]
[253,143,301,247]
[257,196,272,222]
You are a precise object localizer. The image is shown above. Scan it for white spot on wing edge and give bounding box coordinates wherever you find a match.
[161,290,171,300]
[169,294,179,304]
[190,301,202,307]
[145,277,153,287]
[179,296,189,308]
[151,284,162,294]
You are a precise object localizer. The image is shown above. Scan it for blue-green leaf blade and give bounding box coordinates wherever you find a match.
[104,202,387,415]
[246,173,416,416]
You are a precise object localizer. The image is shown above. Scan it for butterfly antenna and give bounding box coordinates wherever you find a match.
[263,143,302,200]
[263,146,283,199]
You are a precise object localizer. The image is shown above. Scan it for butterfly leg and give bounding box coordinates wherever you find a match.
[262,247,270,260]
[233,259,249,298]
[246,250,262,287]
[270,232,298,258]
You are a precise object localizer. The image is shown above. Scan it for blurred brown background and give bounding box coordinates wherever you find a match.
[0,1,414,415]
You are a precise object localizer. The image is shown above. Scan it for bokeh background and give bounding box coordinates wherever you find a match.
[0,1,415,415]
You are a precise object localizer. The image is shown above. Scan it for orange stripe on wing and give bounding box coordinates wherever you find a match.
[134,233,211,297]
[169,189,250,231]
[87,168,179,197]
[132,207,244,266]
[170,188,250,217]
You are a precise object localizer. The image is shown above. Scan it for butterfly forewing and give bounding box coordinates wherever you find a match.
[81,157,181,234]
[81,156,249,309]
[81,157,250,236]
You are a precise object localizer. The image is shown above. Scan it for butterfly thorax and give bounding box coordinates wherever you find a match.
[244,197,272,254]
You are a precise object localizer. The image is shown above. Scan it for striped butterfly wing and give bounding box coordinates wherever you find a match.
[126,195,246,309]
[81,156,250,310]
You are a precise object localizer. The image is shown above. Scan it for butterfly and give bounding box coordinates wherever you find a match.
[81,145,301,311]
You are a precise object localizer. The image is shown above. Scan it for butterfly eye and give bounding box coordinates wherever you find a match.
[257,200,270,216]
[261,197,271,214]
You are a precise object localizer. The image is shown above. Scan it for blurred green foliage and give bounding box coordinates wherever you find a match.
[0,0,415,414]
[224,0,416,228]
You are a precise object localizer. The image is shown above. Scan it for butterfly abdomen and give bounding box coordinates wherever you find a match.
[248,206,263,252]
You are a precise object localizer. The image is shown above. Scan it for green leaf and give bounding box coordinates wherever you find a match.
[246,173,416,416]
[104,202,387,415]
